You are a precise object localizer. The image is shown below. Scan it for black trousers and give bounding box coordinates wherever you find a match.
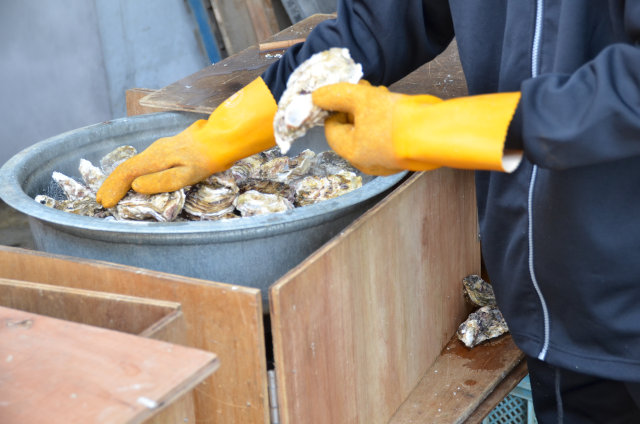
[526,356,640,424]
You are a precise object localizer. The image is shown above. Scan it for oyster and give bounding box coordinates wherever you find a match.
[78,158,106,193]
[259,156,291,182]
[100,145,137,175]
[233,190,294,217]
[183,173,239,220]
[456,305,509,348]
[462,274,497,307]
[311,151,359,177]
[288,149,316,179]
[260,146,283,161]
[237,178,296,204]
[34,194,57,209]
[35,194,107,217]
[52,172,92,201]
[274,48,363,153]
[230,154,266,183]
[259,149,316,183]
[294,170,363,206]
[114,190,185,222]
[457,274,507,348]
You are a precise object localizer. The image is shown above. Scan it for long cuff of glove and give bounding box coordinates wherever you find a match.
[392,92,523,172]
[194,77,278,168]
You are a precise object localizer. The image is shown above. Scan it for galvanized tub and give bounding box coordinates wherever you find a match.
[0,112,405,308]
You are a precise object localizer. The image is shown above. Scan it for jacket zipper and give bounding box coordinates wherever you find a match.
[529,0,551,360]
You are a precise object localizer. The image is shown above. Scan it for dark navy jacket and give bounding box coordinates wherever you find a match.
[262,1,640,381]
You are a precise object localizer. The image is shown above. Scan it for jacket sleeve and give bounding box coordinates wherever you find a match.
[261,0,455,102]
[508,7,640,170]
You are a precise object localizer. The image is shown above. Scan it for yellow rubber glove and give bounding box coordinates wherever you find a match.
[311,81,523,175]
[96,77,278,208]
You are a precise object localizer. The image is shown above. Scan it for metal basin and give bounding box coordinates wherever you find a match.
[0,112,405,308]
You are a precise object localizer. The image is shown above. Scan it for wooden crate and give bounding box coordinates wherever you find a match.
[0,246,267,423]
[0,305,218,424]
[0,278,214,424]
[0,278,185,340]
[0,164,479,423]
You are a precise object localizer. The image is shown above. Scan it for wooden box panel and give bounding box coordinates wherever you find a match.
[270,169,480,424]
[0,278,201,423]
[0,306,218,424]
[0,246,268,424]
[0,278,183,338]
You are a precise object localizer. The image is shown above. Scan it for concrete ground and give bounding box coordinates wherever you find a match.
[0,200,36,250]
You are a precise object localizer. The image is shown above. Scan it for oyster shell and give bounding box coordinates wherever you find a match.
[259,149,316,183]
[274,48,363,153]
[311,151,358,177]
[462,274,497,307]
[183,173,239,220]
[52,172,92,201]
[288,149,316,179]
[456,305,509,348]
[35,194,108,217]
[100,145,137,175]
[237,178,296,204]
[233,190,294,217]
[230,153,267,183]
[260,146,283,161]
[78,158,106,193]
[115,190,185,222]
[259,156,291,182]
[294,170,363,206]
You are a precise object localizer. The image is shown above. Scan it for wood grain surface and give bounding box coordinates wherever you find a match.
[0,246,269,424]
[210,0,280,55]
[0,278,182,336]
[139,14,333,113]
[0,306,218,424]
[139,13,468,114]
[389,335,525,424]
[270,169,480,424]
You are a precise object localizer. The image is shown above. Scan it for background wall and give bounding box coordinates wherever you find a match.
[0,0,337,168]
[0,0,210,167]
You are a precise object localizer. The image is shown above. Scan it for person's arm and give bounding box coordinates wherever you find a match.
[310,3,640,176]
[509,40,640,169]
[262,0,455,101]
[96,78,277,208]
[97,0,455,207]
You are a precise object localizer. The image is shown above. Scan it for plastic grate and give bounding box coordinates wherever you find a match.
[483,395,528,424]
[483,376,538,424]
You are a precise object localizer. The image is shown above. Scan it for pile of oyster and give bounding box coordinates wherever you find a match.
[34,145,363,222]
[456,275,509,348]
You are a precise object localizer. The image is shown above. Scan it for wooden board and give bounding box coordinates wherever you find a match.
[140,14,466,115]
[126,88,168,116]
[210,0,280,55]
[0,306,218,424]
[389,335,525,424]
[270,169,480,424]
[0,278,183,337]
[139,14,333,113]
[0,278,198,423]
[0,245,269,424]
